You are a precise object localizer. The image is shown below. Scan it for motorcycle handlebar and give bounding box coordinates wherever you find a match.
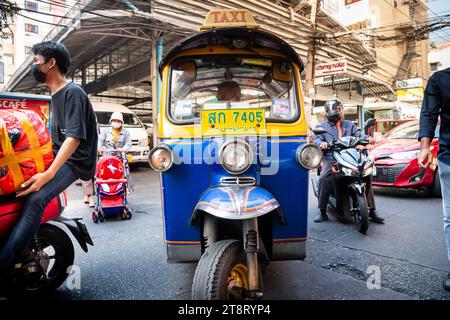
[323,138,370,150]
[98,149,128,159]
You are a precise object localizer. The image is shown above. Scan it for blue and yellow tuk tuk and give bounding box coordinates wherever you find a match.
[149,9,322,299]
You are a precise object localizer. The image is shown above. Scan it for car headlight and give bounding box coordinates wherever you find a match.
[149,144,173,172]
[139,138,149,146]
[218,139,254,175]
[389,150,420,160]
[296,144,322,170]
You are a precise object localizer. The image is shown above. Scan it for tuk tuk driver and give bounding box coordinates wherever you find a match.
[217,81,241,101]
[313,99,384,224]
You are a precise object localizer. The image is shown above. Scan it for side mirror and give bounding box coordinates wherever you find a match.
[364,118,376,136]
[313,127,327,135]
[143,124,148,130]
[364,118,376,129]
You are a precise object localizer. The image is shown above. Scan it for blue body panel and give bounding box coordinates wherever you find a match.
[160,137,309,243]
[260,138,309,240]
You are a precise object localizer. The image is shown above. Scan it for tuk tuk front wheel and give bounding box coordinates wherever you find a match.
[191,240,262,300]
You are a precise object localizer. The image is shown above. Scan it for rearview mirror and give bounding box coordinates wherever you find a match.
[174,62,197,79]
[272,62,292,82]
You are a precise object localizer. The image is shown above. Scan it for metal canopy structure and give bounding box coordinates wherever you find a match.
[6,0,394,116]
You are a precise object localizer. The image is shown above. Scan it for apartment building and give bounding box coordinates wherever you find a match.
[0,0,68,90]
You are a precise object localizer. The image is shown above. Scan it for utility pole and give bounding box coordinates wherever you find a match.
[304,0,321,97]
[304,0,321,139]
[151,31,158,148]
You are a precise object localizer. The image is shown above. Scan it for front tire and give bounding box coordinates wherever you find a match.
[192,240,261,300]
[354,192,369,234]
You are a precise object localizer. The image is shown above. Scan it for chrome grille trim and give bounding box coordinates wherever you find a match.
[220,177,256,186]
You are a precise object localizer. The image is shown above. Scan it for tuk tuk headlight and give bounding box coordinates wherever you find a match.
[296,144,322,170]
[149,144,173,172]
[219,139,254,175]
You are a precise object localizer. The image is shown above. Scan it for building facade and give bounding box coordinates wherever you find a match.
[429,42,450,74]
[319,0,430,133]
[0,0,68,90]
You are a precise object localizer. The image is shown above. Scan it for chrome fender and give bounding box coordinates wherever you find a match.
[191,186,283,223]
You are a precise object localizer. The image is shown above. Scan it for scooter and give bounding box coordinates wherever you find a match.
[0,192,93,297]
[311,119,376,234]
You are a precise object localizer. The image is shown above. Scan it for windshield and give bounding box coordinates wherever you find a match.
[168,57,299,123]
[96,111,142,128]
[384,121,439,139]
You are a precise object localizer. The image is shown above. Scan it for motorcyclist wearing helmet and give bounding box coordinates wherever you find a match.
[313,99,384,224]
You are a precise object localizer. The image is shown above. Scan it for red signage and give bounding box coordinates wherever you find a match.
[315,60,348,77]
[0,98,50,126]
[345,0,362,5]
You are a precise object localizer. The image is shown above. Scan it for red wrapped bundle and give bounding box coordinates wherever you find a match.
[0,109,53,195]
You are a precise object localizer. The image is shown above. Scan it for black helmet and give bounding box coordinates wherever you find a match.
[324,99,344,123]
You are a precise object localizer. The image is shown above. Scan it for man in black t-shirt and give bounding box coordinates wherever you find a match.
[0,41,98,274]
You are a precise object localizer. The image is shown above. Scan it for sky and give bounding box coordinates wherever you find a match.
[429,0,450,44]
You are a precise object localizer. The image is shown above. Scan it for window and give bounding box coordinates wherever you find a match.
[430,62,439,72]
[168,57,299,124]
[25,23,38,34]
[25,1,38,12]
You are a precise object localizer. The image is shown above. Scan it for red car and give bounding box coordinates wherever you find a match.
[370,120,441,197]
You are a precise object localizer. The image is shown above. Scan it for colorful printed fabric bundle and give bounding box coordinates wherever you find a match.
[0,110,53,195]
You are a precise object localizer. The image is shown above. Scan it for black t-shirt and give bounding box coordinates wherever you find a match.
[51,82,98,180]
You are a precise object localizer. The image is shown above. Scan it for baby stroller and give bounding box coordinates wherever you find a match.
[92,150,133,223]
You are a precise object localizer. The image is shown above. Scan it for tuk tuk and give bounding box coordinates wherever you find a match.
[149,9,322,300]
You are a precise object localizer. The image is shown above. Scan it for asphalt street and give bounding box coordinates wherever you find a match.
[52,166,450,300]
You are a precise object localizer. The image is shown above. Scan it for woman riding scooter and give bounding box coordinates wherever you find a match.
[313,98,384,224]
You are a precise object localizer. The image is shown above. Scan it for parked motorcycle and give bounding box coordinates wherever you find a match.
[0,192,93,297]
[311,119,376,234]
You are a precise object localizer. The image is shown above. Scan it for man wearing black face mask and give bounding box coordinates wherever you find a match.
[0,41,97,277]
[313,99,383,223]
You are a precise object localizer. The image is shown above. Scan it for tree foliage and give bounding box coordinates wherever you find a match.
[1,0,19,36]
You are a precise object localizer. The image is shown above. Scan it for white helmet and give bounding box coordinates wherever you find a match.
[110,111,123,123]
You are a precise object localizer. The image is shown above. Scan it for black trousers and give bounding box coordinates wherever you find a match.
[317,160,376,211]
[0,164,78,273]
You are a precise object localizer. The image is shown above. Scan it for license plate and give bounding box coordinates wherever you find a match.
[201,108,267,136]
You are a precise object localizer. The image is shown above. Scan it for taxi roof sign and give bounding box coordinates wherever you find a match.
[200,9,260,31]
